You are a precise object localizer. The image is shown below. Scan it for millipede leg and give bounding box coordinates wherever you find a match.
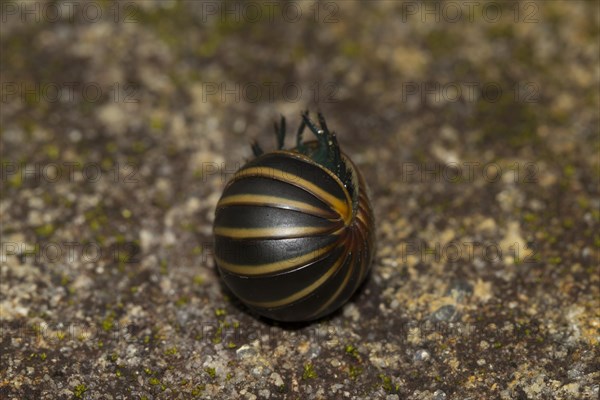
[296,114,307,152]
[302,110,322,138]
[317,112,330,136]
[317,112,342,163]
[251,140,264,157]
[274,115,286,149]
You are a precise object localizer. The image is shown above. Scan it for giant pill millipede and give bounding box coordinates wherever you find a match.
[213,111,375,322]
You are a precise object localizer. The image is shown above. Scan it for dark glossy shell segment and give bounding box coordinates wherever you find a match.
[213,113,375,322]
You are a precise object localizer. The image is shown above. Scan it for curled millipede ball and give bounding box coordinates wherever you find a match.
[213,111,375,322]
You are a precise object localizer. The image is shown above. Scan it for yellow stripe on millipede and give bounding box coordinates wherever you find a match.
[309,237,354,318]
[216,242,338,276]
[214,225,333,239]
[243,249,347,308]
[217,194,338,220]
[234,167,351,224]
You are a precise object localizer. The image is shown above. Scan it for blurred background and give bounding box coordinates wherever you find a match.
[1,1,599,399]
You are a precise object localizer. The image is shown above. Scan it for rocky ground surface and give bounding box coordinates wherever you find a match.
[1,1,599,399]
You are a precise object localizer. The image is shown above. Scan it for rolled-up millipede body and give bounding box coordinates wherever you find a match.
[213,112,375,322]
